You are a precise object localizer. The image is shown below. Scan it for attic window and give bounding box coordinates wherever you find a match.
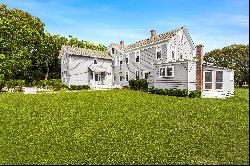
[112,48,115,54]
[93,59,97,64]
[135,51,140,63]
[156,47,162,60]
[125,54,129,64]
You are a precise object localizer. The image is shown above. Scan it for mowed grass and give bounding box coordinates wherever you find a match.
[0,88,248,164]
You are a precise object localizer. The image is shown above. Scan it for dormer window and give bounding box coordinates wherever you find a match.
[111,48,115,54]
[93,59,97,64]
[135,51,140,63]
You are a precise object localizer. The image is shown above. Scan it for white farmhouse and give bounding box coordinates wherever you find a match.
[59,27,234,98]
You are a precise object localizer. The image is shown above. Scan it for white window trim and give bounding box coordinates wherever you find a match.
[135,51,140,63]
[204,71,213,90]
[119,55,123,66]
[229,71,234,81]
[111,48,115,55]
[156,47,162,60]
[125,54,129,64]
[166,66,174,77]
[119,75,123,82]
[135,70,140,80]
[215,71,223,89]
[125,71,129,82]
[143,71,149,80]
[171,44,176,61]
[159,67,166,78]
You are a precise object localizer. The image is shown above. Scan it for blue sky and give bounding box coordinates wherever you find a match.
[2,0,249,52]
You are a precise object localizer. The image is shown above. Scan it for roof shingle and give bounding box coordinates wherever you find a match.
[60,45,112,59]
[111,27,186,52]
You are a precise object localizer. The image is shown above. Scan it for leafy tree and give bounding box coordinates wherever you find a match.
[204,44,249,87]
[0,3,107,82]
[0,4,44,81]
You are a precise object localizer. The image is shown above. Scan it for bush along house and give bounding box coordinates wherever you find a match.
[59,27,234,98]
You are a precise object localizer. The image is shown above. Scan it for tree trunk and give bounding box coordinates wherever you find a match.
[45,61,49,80]
[239,81,243,88]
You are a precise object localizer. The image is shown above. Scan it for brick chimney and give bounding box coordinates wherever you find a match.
[150,30,157,38]
[196,44,204,91]
[120,41,125,47]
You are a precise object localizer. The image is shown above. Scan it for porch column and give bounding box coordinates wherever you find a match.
[93,72,95,89]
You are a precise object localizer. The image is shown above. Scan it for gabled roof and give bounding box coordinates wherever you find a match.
[110,26,194,52]
[60,45,112,60]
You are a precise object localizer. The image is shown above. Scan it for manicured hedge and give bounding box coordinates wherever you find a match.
[129,79,200,98]
[68,85,90,90]
[148,87,200,98]
[128,79,148,92]
[188,90,202,98]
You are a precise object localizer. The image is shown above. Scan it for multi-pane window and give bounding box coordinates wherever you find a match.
[135,70,140,80]
[159,67,165,77]
[120,75,123,81]
[135,51,140,63]
[205,71,213,89]
[125,71,129,82]
[216,71,223,89]
[166,66,174,77]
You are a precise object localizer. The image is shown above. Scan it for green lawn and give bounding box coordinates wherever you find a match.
[0,88,249,164]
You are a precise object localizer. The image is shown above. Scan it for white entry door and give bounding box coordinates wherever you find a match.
[95,73,101,85]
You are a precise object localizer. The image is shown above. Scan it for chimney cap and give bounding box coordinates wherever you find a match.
[120,40,125,46]
[150,29,157,38]
[195,44,204,48]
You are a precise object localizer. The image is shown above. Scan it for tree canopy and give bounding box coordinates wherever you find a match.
[204,44,249,87]
[0,4,107,82]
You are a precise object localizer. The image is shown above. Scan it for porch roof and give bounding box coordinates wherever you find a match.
[89,65,107,73]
